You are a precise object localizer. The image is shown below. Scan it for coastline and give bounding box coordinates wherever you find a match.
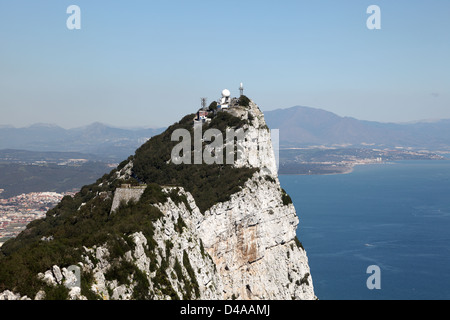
[278,159,450,176]
[278,166,354,176]
[278,161,400,176]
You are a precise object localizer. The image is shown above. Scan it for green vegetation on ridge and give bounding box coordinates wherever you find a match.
[132,112,257,213]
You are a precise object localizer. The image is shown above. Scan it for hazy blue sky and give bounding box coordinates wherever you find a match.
[1,1,449,128]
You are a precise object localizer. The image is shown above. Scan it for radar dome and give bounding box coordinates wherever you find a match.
[222,89,231,97]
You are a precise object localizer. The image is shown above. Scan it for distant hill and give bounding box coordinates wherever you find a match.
[0,123,165,161]
[264,106,450,150]
[3,107,450,159]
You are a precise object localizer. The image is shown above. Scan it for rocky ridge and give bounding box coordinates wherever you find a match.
[0,97,315,300]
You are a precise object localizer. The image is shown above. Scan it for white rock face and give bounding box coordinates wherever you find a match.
[194,172,314,300]
[194,100,315,299]
[153,192,224,300]
[228,101,278,176]
[0,290,29,300]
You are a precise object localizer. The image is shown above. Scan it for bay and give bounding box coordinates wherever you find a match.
[280,160,450,300]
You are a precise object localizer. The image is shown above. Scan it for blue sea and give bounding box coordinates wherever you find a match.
[279,160,450,300]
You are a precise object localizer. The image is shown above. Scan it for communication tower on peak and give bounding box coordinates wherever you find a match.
[201,97,208,110]
[239,83,244,96]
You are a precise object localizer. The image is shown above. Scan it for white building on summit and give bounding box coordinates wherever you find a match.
[219,89,231,109]
[193,86,244,126]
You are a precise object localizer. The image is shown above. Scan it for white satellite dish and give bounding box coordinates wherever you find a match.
[222,89,231,98]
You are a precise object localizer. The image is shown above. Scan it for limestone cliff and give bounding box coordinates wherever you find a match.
[0,97,315,300]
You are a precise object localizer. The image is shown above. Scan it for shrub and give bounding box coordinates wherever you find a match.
[294,236,304,251]
[167,188,191,213]
[104,260,134,286]
[154,266,179,300]
[238,95,251,107]
[265,175,276,184]
[183,250,200,298]
[281,188,293,206]
[80,269,101,300]
[174,257,183,281]
[175,216,187,234]
[208,101,218,111]
[132,267,151,300]
[43,284,70,300]
[300,273,310,286]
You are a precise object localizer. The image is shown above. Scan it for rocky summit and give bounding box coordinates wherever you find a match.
[0,96,316,300]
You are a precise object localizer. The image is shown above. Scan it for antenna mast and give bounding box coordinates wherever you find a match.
[201,97,208,110]
[239,83,244,96]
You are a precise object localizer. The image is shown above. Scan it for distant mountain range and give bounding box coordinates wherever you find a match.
[264,106,450,151]
[0,123,165,161]
[2,106,450,161]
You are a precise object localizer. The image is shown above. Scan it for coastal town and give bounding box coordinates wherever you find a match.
[0,191,75,246]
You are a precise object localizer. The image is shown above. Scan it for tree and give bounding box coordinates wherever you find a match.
[238,95,251,107]
[208,101,218,112]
